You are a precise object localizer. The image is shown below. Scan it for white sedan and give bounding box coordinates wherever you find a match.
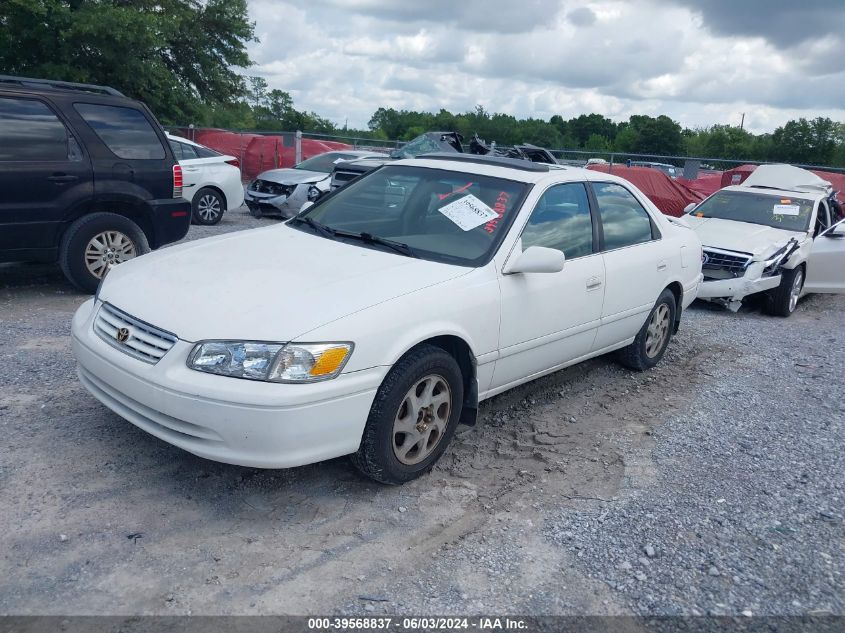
[71,155,703,484]
[167,133,244,226]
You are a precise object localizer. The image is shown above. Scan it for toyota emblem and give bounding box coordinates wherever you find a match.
[116,327,130,343]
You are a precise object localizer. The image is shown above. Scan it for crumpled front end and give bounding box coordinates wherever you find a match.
[697,239,804,311]
[244,179,327,218]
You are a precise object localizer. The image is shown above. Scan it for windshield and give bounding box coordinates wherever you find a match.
[390,134,446,159]
[293,165,529,266]
[691,190,814,232]
[295,152,365,173]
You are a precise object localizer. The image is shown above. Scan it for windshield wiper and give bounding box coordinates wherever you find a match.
[290,216,336,239]
[334,230,418,258]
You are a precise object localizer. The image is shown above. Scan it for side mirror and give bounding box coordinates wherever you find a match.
[683,203,696,214]
[504,246,566,274]
[300,201,314,213]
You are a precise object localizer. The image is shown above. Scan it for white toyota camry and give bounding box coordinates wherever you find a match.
[71,154,703,484]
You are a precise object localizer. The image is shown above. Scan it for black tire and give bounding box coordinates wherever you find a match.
[59,212,150,294]
[248,204,263,219]
[351,344,464,485]
[766,266,804,317]
[192,187,225,225]
[617,289,677,371]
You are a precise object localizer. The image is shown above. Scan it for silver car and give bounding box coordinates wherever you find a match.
[245,150,385,219]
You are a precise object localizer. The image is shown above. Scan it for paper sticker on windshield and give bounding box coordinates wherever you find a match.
[438,194,499,231]
[773,204,800,216]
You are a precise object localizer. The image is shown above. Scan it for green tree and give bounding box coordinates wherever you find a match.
[0,0,256,122]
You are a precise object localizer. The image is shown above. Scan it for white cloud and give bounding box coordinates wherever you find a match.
[246,0,845,135]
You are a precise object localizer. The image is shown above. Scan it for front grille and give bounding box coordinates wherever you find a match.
[250,180,294,196]
[702,248,752,277]
[94,303,177,364]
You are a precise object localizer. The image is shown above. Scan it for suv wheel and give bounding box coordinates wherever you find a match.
[617,289,677,371]
[192,188,225,225]
[59,213,150,293]
[351,344,464,484]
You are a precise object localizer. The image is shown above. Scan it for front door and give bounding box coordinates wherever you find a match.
[805,218,845,293]
[493,182,605,390]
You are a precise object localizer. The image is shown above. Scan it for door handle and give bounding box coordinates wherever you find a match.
[586,276,603,291]
[47,174,79,183]
[657,260,668,271]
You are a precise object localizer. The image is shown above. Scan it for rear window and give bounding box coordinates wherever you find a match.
[74,103,165,159]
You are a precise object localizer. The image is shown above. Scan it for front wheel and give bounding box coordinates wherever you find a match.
[351,345,464,485]
[59,213,150,293]
[617,289,677,371]
[192,187,225,225]
[767,266,803,317]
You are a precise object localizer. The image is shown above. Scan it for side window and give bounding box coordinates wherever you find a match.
[74,103,165,159]
[520,183,593,259]
[0,97,70,161]
[593,182,656,250]
[815,200,830,236]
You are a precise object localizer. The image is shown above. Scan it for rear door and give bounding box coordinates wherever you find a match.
[0,95,93,257]
[71,102,173,201]
[589,181,667,351]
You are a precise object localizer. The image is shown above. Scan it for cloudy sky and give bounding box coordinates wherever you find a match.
[247,0,845,134]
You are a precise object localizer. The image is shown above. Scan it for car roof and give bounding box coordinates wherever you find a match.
[325,150,386,158]
[394,155,600,184]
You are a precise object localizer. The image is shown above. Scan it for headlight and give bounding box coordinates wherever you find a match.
[187,341,353,383]
[307,185,321,201]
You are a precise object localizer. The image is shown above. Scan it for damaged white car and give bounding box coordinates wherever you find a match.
[245,150,384,219]
[685,165,845,316]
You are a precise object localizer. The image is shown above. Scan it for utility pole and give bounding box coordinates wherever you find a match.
[740,113,745,130]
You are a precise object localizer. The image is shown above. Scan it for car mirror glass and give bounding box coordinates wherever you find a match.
[684,203,696,214]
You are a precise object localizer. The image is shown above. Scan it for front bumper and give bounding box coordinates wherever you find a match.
[244,185,309,219]
[71,299,382,469]
[697,271,781,302]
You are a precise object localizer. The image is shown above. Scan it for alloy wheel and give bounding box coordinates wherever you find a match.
[789,270,804,313]
[645,303,671,358]
[197,193,222,222]
[392,374,452,465]
[84,231,136,279]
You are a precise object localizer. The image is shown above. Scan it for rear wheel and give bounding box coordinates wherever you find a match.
[617,289,677,371]
[59,213,149,293]
[767,266,803,317]
[192,187,225,225]
[351,345,463,484]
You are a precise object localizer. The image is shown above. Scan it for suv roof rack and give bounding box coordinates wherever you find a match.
[0,75,124,97]
[416,152,551,172]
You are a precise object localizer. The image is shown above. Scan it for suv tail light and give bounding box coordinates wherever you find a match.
[225,158,240,169]
[172,164,183,198]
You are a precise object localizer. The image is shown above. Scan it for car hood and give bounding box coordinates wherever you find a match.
[685,216,806,257]
[255,168,328,186]
[98,226,470,342]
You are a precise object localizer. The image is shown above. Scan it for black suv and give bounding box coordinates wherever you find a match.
[0,75,191,292]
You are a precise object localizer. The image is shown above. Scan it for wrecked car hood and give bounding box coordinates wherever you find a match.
[97,225,470,342]
[686,215,806,257]
[255,168,328,186]
[742,164,832,195]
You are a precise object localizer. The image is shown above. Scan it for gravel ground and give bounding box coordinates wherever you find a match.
[0,205,843,617]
